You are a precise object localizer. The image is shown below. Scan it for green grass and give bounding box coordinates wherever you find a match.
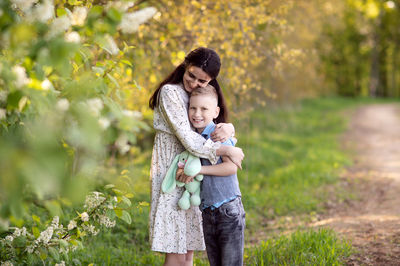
[244,228,352,265]
[65,97,398,265]
[239,97,358,232]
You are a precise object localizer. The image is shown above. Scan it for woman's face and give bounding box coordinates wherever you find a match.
[182,65,212,93]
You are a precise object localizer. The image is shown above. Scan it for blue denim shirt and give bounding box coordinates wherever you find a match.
[199,122,241,210]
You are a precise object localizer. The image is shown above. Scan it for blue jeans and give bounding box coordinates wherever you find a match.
[201,197,246,266]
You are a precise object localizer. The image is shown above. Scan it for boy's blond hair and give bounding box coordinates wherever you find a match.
[190,85,218,101]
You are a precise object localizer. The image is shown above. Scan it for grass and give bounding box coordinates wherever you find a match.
[244,228,352,265]
[65,97,398,265]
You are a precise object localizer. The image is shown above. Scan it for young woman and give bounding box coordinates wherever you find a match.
[148,47,244,266]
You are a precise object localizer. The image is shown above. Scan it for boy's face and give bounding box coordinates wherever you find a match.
[189,94,220,133]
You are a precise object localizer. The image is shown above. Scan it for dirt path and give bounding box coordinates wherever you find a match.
[311,104,400,265]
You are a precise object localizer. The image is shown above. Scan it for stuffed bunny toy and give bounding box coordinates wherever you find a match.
[161,151,203,210]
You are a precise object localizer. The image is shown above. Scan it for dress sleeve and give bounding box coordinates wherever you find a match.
[158,85,220,164]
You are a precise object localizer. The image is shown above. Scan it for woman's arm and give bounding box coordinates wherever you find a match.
[159,85,220,164]
[199,156,238,176]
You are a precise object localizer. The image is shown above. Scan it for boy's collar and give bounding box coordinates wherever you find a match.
[200,121,216,138]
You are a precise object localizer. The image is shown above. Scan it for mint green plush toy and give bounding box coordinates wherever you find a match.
[161,151,203,210]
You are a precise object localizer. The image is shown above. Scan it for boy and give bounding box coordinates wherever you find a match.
[187,85,245,266]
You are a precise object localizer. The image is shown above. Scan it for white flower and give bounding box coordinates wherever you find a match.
[106,1,135,12]
[386,1,395,9]
[56,98,69,112]
[37,226,53,244]
[98,117,111,129]
[119,7,157,34]
[82,224,99,235]
[31,0,54,23]
[80,212,89,222]
[55,261,65,266]
[84,192,106,211]
[48,16,71,38]
[87,98,103,116]
[67,220,77,230]
[1,261,13,266]
[0,109,6,120]
[41,79,52,90]
[12,227,27,238]
[70,6,88,26]
[5,235,14,242]
[122,110,142,119]
[51,216,59,228]
[98,214,116,228]
[0,91,8,102]
[65,31,81,43]
[12,65,30,88]
[26,245,35,253]
[115,134,130,155]
[103,35,119,55]
[11,0,38,12]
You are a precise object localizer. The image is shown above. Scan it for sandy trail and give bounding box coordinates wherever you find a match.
[312,104,400,265]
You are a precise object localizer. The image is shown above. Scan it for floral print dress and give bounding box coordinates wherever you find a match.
[149,83,220,254]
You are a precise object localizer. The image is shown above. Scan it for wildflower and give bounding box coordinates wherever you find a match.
[31,0,54,23]
[67,220,77,230]
[98,117,111,130]
[119,7,157,34]
[82,224,99,235]
[0,91,8,102]
[115,134,130,155]
[5,235,13,242]
[87,98,103,116]
[26,244,35,253]
[65,31,81,43]
[103,35,119,55]
[12,66,30,88]
[80,212,89,222]
[98,214,116,228]
[48,16,71,38]
[106,1,135,12]
[84,192,106,211]
[69,6,88,26]
[56,98,69,112]
[1,261,13,266]
[0,109,6,120]
[122,110,142,119]
[41,79,52,90]
[51,216,59,228]
[11,0,38,12]
[55,261,65,266]
[37,226,53,244]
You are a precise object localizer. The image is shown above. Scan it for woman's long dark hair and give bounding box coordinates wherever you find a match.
[149,47,228,123]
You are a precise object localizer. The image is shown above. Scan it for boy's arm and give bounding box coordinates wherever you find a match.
[199,155,238,176]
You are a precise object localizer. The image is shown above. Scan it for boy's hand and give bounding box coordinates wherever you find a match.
[176,169,194,183]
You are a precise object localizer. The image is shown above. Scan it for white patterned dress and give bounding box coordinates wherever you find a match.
[149,83,220,254]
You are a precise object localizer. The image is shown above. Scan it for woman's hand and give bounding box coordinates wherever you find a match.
[176,168,194,183]
[211,123,235,143]
[227,146,244,169]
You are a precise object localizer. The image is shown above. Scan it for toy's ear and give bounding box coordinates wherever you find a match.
[161,154,180,193]
[184,153,201,176]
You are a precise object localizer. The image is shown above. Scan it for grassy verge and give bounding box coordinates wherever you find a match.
[244,228,352,265]
[67,97,395,264]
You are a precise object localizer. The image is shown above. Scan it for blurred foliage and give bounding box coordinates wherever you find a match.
[0,0,154,228]
[318,0,400,97]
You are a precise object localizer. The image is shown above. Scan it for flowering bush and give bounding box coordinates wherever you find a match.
[0,0,156,263]
[0,0,155,221]
[0,185,133,265]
